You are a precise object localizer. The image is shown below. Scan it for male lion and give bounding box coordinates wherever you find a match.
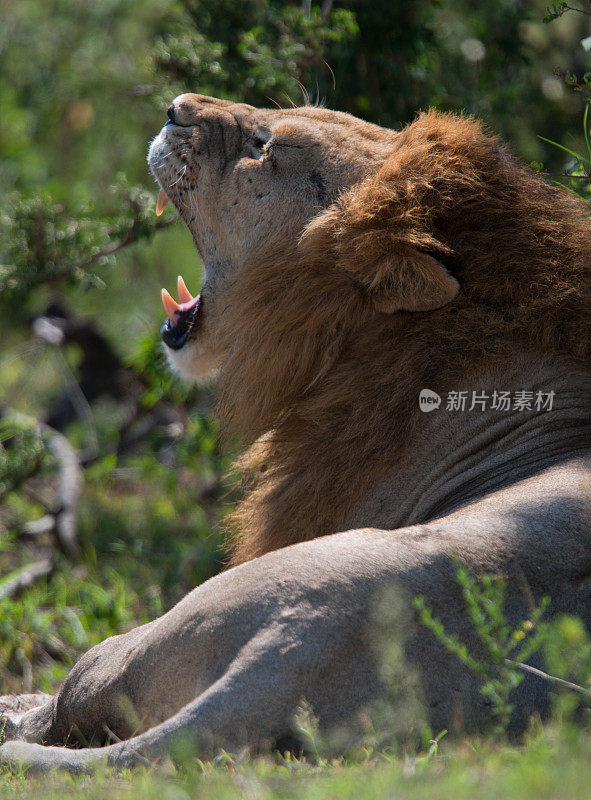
[1,95,590,773]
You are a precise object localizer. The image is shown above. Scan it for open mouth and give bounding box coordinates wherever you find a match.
[156,182,202,351]
[161,275,201,351]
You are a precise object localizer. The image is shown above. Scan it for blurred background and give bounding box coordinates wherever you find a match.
[0,0,589,696]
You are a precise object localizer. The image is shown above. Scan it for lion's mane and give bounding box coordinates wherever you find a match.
[216,111,591,564]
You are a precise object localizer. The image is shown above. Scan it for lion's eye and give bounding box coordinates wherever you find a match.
[243,130,272,161]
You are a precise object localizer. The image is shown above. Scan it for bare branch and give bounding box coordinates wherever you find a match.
[45,425,82,558]
[3,409,83,558]
[565,4,591,16]
[506,659,591,696]
[27,216,175,289]
[21,515,55,537]
[0,557,53,601]
[321,0,334,18]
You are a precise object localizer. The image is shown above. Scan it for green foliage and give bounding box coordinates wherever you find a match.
[539,103,591,199]
[1,195,111,298]
[155,2,359,105]
[126,332,198,409]
[79,425,227,603]
[545,615,591,687]
[543,615,591,721]
[0,0,180,195]
[544,3,571,23]
[544,2,591,23]
[0,419,52,503]
[0,180,173,315]
[0,568,140,693]
[538,6,591,199]
[555,67,591,93]
[414,565,550,735]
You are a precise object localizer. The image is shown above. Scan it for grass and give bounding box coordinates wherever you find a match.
[2,724,591,798]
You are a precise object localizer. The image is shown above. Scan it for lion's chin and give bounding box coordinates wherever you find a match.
[164,338,222,384]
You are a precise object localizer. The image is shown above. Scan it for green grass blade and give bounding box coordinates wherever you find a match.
[583,102,591,163]
[538,135,591,165]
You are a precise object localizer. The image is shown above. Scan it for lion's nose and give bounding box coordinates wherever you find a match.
[165,94,251,128]
[167,96,201,127]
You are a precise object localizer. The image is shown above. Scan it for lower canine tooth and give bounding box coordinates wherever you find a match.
[156,189,169,216]
[177,275,193,303]
[161,288,180,321]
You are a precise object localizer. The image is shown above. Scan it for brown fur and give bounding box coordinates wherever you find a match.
[217,111,590,564]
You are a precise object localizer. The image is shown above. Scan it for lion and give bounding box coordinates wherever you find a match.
[0,95,590,773]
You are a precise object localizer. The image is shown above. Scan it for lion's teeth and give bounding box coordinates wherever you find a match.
[156,188,169,216]
[161,288,180,321]
[177,275,193,303]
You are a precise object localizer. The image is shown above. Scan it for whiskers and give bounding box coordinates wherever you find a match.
[169,163,187,187]
[151,142,199,222]
[150,149,175,169]
[151,142,190,175]
[181,173,200,220]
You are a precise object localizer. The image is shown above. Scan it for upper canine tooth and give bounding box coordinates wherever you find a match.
[161,288,180,322]
[177,275,193,303]
[156,188,169,216]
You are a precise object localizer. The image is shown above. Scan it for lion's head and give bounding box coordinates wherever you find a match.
[149,95,590,564]
[148,95,463,382]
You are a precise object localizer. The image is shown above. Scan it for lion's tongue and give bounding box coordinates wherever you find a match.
[156,188,169,216]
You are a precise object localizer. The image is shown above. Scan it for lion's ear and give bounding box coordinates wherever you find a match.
[366,246,460,313]
[301,212,459,313]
